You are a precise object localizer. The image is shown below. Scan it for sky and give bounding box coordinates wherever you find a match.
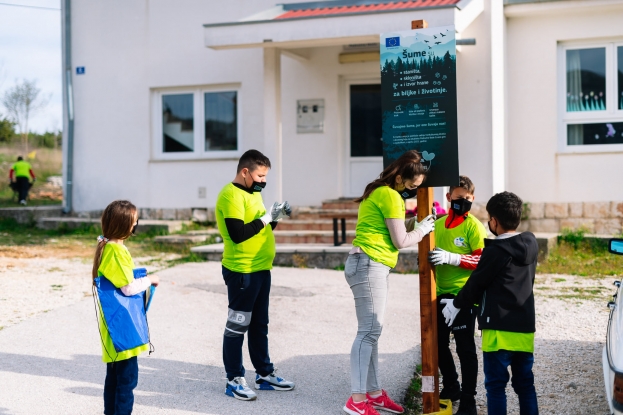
[0,0,62,134]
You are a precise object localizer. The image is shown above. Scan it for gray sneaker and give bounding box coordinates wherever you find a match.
[225,377,257,401]
[254,371,295,391]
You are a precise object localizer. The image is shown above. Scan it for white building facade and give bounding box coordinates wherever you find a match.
[62,0,623,233]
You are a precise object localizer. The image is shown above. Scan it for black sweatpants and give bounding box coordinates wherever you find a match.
[437,294,479,396]
[222,266,274,380]
[14,177,31,202]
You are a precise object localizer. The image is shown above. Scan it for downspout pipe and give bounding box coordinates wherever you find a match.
[62,0,74,214]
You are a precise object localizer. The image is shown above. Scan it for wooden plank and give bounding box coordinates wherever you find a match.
[413,18,439,414]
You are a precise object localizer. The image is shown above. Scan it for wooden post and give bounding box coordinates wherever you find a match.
[413,19,440,414]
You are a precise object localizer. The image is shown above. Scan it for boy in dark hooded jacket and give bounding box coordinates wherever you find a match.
[440,191,539,415]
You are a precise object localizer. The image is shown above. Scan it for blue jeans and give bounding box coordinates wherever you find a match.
[344,253,391,394]
[222,266,274,380]
[483,350,539,415]
[104,356,138,415]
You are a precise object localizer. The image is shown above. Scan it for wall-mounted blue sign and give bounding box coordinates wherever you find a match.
[380,25,459,187]
[76,67,85,75]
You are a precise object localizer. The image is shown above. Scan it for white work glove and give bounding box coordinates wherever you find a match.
[414,214,435,237]
[428,247,461,266]
[260,201,292,225]
[440,299,460,327]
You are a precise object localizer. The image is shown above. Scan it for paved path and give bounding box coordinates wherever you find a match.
[0,262,422,415]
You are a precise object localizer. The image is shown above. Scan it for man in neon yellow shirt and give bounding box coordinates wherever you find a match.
[216,149,295,401]
[442,191,539,415]
[427,176,487,415]
[9,156,36,205]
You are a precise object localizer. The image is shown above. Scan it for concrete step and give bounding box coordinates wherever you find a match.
[153,234,213,244]
[274,230,356,244]
[191,243,418,273]
[276,219,357,231]
[0,205,64,224]
[292,207,359,220]
[36,217,188,234]
[321,198,359,210]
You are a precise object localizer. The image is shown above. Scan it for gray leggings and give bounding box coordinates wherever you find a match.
[345,253,390,394]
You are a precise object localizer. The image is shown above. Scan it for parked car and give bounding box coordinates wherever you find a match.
[604,238,623,415]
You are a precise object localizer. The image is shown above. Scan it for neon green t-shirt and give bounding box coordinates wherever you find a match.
[352,186,405,268]
[435,213,488,296]
[482,330,535,353]
[97,243,149,363]
[12,160,32,178]
[216,183,276,273]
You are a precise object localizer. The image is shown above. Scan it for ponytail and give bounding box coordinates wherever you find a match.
[92,237,108,283]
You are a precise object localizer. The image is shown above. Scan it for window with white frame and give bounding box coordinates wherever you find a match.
[153,86,240,159]
[562,43,623,148]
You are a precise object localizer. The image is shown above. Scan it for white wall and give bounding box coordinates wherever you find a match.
[456,0,493,201]
[506,3,623,202]
[69,0,277,212]
[68,1,491,211]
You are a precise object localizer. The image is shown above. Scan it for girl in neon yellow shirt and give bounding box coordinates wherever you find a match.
[343,150,435,415]
[93,200,159,415]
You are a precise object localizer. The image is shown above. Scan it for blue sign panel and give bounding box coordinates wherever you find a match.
[380,26,459,187]
[76,67,85,75]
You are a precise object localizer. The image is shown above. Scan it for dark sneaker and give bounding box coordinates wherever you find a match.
[455,395,477,415]
[439,381,461,402]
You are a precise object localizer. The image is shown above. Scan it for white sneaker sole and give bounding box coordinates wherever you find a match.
[372,406,404,414]
[343,406,365,415]
[254,381,295,391]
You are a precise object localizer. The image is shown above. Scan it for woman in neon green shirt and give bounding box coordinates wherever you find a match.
[93,200,159,415]
[342,150,435,415]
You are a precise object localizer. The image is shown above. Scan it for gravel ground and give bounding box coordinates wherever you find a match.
[449,273,613,415]
[0,253,615,415]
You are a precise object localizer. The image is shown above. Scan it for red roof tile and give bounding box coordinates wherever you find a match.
[275,0,460,20]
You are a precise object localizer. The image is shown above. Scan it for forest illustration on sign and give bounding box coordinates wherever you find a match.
[380,25,457,184]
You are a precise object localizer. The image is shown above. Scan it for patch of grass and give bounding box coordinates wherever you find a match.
[554,278,566,282]
[333,264,345,271]
[48,267,62,272]
[557,228,587,249]
[537,238,623,277]
[403,364,423,415]
[50,284,64,291]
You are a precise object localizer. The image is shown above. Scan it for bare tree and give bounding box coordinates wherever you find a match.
[2,79,50,153]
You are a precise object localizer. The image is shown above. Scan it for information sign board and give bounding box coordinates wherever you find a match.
[380,26,459,187]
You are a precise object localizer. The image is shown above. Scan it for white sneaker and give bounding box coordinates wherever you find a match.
[225,377,257,401]
[255,371,295,391]
[19,200,26,205]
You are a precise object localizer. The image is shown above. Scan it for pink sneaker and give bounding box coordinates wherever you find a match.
[343,397,381,415]
[367,390,404,414]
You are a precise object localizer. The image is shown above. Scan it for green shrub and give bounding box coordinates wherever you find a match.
[558,228,586,249]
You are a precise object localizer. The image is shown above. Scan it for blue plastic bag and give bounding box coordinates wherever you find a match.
[94,268,150,353]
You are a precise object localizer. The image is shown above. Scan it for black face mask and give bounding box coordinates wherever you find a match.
[245,174,266,193]
[450,198,472,216]
[251,181,266,192]
[399,187,418,200]
[132,220,138,235]
[488,219,498,237]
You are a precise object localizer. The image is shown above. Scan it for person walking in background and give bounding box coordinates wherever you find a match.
[9,156,36,205]
[343,150,435,415]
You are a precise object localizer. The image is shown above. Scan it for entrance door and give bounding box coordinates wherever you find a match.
[346,82,383,197]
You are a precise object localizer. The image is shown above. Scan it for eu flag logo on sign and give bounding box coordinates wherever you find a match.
[385,37,400,47]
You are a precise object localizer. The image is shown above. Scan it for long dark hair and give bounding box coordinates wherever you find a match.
[92,200,138,282]
[354,150,428,203]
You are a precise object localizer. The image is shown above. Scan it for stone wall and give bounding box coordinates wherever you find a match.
[470,201,623,236]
